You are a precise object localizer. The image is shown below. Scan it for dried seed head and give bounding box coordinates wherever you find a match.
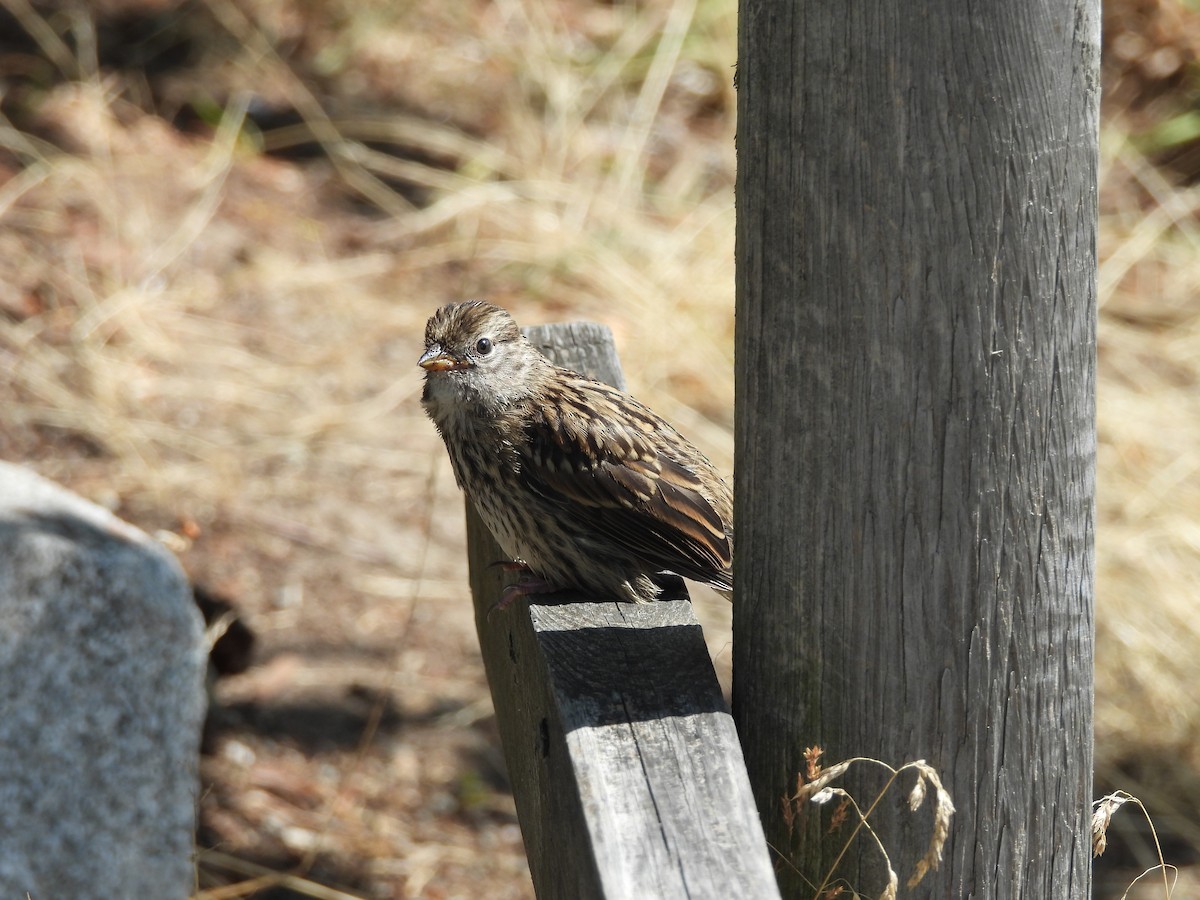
[804,745,825,782]
[908,769,927,811]
[879,868,899,900]
[907,762,955,887]
[795,760,853,804]
[1091,792,1133,858]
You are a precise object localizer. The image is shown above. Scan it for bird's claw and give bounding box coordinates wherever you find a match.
[487,574,559,619]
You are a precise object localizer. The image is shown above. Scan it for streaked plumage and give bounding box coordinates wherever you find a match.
[419,300,733,604]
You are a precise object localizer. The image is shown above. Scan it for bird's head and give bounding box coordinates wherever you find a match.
[419,300,544,416]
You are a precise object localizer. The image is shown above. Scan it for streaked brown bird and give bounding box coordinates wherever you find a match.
[419,300,733,606]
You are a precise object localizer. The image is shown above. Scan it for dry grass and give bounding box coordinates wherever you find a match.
[0,0,1198,896]
[0,0,737,895]
[1096,134,1200,754]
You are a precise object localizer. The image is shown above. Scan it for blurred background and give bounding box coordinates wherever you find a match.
[0,0,1195,897]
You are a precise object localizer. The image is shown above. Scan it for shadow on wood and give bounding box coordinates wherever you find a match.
[465,322,778,900]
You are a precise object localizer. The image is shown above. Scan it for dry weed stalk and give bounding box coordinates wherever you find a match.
[193,848,365,899]
[1092,790,1177,899]
[783,746,955,900]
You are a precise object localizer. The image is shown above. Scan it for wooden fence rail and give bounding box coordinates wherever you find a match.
[465,321,778,900]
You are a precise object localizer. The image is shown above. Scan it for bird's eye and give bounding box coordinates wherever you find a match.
[475,337,493,355]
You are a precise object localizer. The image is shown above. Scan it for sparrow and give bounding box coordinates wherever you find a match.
[419,300,733,606]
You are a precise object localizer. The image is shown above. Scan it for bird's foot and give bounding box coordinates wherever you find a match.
[489,573,560,617]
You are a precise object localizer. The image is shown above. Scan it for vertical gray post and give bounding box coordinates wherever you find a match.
[734,1,1099,896]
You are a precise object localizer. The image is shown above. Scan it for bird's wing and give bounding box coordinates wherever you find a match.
[517,376,732,586]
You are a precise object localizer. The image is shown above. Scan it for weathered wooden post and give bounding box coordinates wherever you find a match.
[735,1,1099,897]
[467,322,779,899]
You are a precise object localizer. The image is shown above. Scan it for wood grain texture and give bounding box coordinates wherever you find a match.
[735,2,1099,897]
[467,322,778,899]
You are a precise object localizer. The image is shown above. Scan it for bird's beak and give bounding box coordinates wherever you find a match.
[418,344,470,372]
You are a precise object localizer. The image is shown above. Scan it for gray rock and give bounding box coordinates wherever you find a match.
[0,462,206,899]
